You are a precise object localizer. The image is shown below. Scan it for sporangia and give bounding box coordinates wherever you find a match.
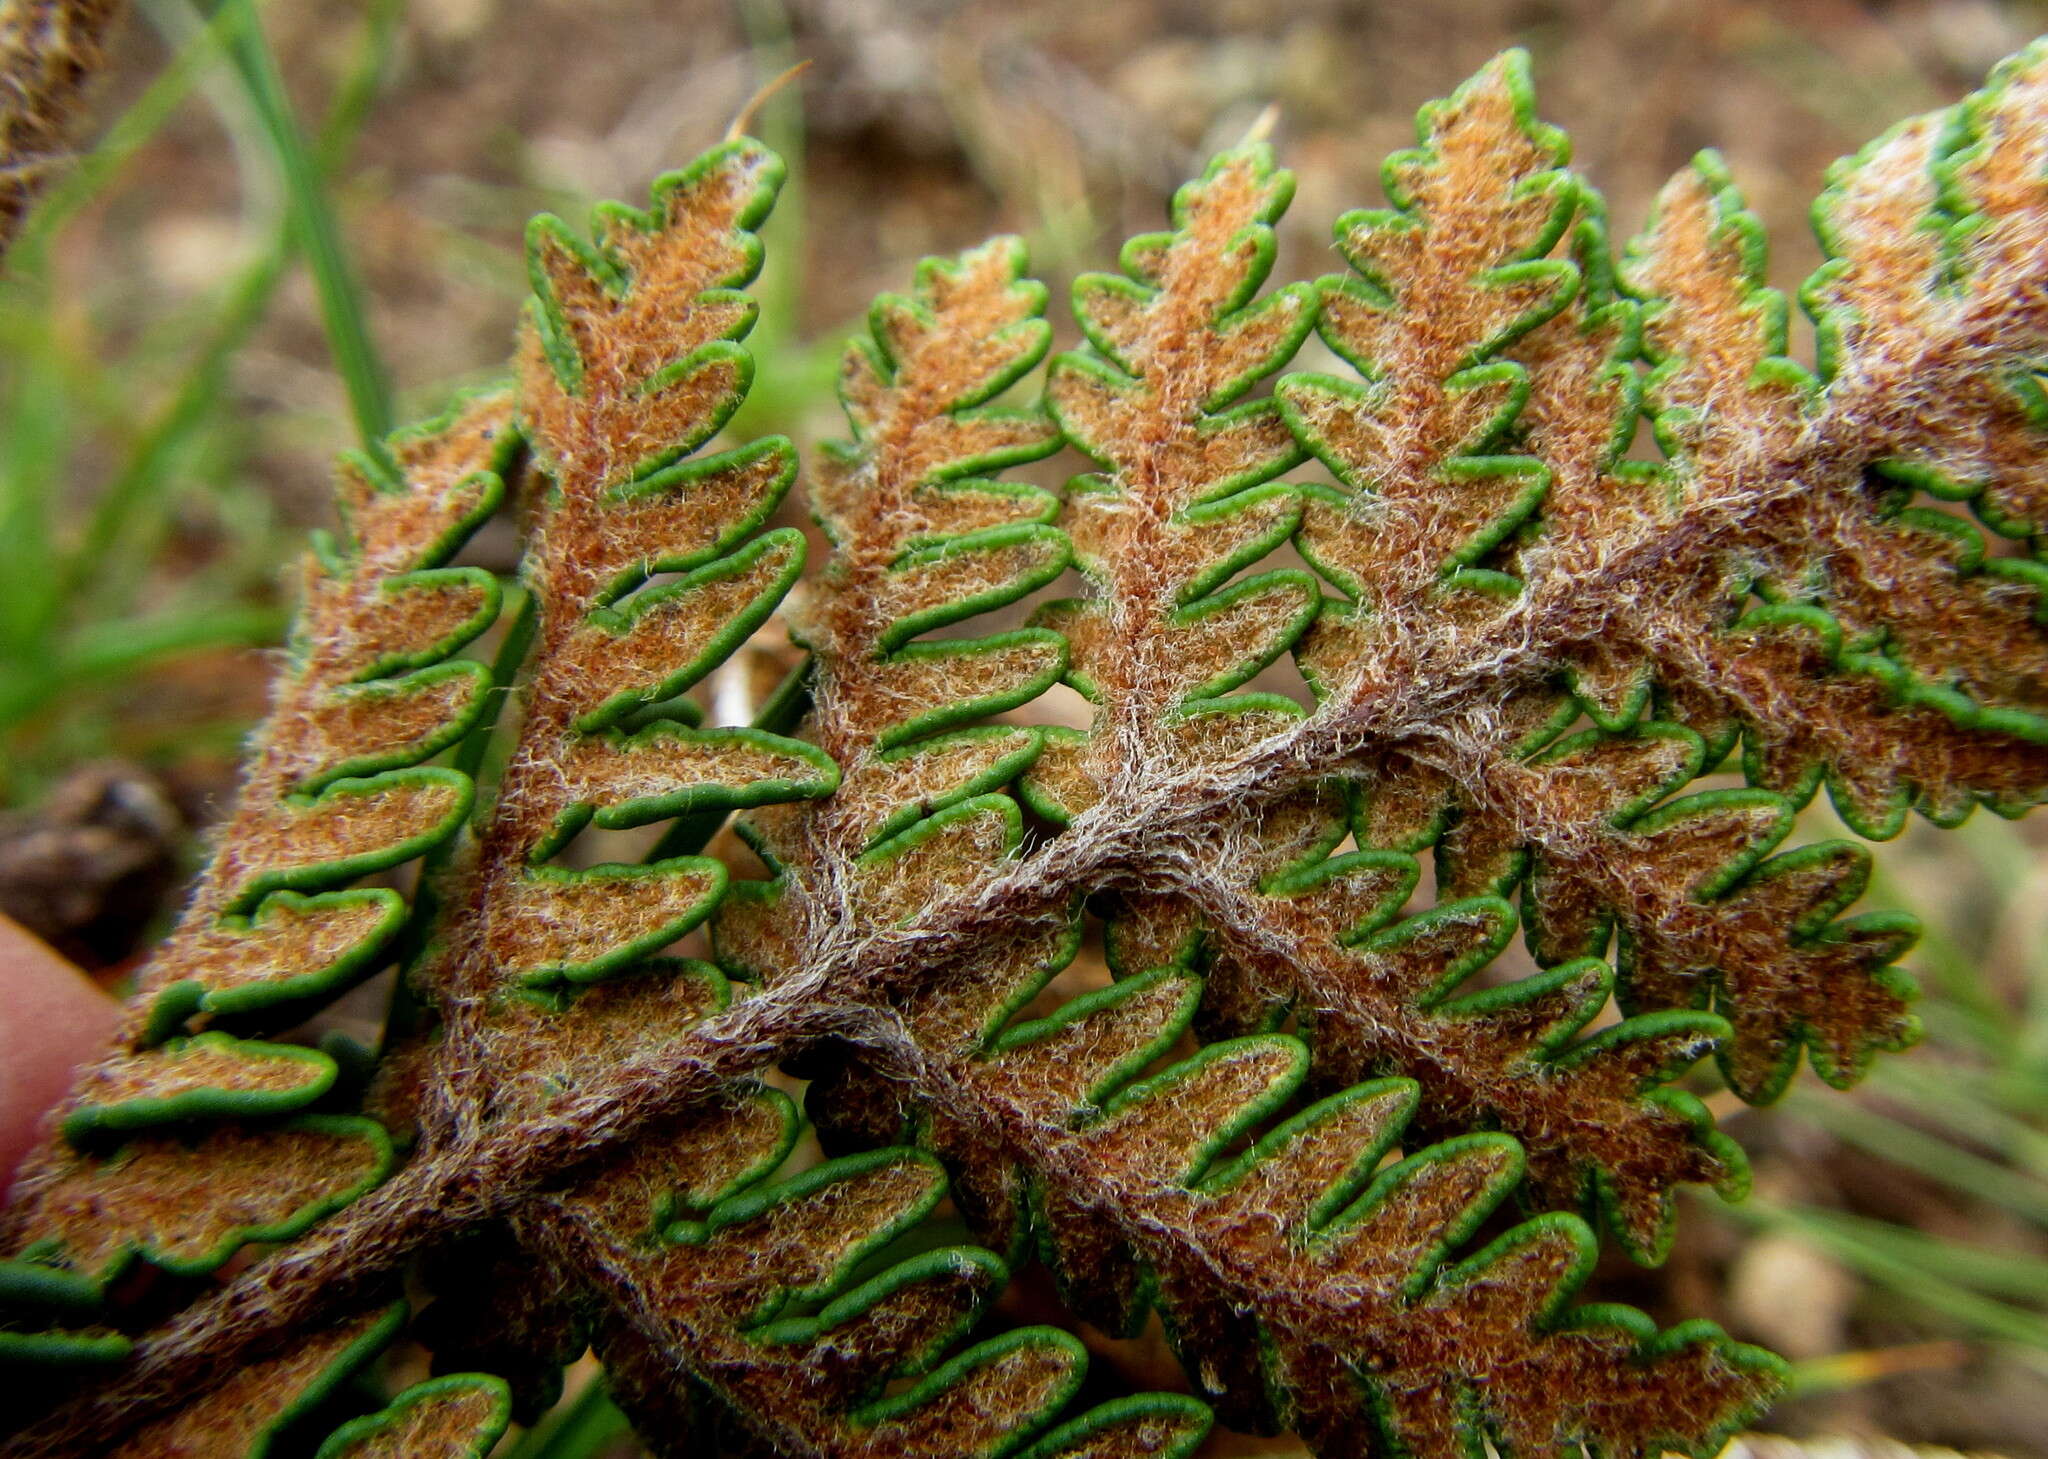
[5,40,2048,1459]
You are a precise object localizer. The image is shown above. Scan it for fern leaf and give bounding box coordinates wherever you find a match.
[509,976,1197,1459]
[1620,105,2048,818]
[8,1114,393,1283]
[311,1373,512,1459]
[1014,58,1744,1269]
[424,158,1179,1459]
[714,235,1063,974]
[809,935,1780,1454]
[799,58,1772,1450]
[416,137,835,1096]
[1628,52,2048,845]
[0,395,513,1367]
[1302,691,1907,1142]
[107,1305,404,1459]
[22,42,2048,1459]
[1557,51,2048,1090]
[1278,49,1571,665]
[1018,140,1313,821]
[1187,819,1749,1262]
[686,235,1218,1459]
[802,234,1064,788]
[543,1125,1063,1456]
[348,148,870,1454]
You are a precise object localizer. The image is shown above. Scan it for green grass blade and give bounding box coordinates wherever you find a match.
[1734,1200,2048,1350]
[313,0,402,170]
[52,249,290,627]
[723,0,841,442]
[59,0,400,631]
[204,0,394,459]
[0,604,285,735]
[1783,1090,2048,1227]
[59,605,288,682]
[1793,1208,2048,1303]
[1869,1059,2048,1181]
[0,339,70,652]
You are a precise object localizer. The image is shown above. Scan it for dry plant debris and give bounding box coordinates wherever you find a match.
[6,39,2048,1459]
[0,0,124,254]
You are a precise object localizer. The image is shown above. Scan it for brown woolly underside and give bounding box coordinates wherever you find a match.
[0,0,123,254]
[6,39,2048,1459]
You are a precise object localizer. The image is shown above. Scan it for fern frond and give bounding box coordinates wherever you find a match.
[107,1304,405,1458]
[1563,50,2048,1094]
[1279,50,1571,664]
[1012,58,1744,1269]
[686,232,1221,1459]
[802,234,1062,799]
[109,1307,512,1459]
[0,392,514,1367]
[0,141,838,1449]
[416,136,836,1109]
[1633,51,2048,847]
[1180,788,1751,1262]
[16,39,2048,1459]
[312,1374,513,1459]
[1017,140,1314,819]
[810,935,1781,1455]
[714,234,1063,976]
[532,1081,1209,1459]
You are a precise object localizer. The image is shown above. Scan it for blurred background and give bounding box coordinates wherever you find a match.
[4,1,2048,1452]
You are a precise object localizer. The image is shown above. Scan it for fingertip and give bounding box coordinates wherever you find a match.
[0,916,117,1197]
